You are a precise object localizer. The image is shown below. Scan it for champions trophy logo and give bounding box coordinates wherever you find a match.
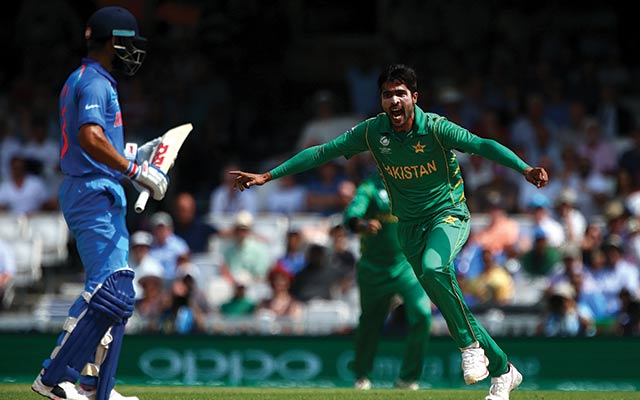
[379,135,391,154]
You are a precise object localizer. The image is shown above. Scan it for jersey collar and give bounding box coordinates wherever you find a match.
[81,57,117,85]
[379,104,428,136]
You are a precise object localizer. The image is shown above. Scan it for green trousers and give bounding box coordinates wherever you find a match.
[397,206,509,377]
[353,261,431,382]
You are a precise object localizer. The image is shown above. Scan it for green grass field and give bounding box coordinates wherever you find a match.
[3,385,639,400]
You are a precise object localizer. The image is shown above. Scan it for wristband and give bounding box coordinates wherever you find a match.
[125,161,138,178]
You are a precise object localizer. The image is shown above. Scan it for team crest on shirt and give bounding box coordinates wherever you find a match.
[413,141,426,153]
[379,135,391,154]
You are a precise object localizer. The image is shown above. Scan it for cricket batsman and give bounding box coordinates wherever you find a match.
[31,6,168,400]
[344,172,431,390]
[231,64,549,400]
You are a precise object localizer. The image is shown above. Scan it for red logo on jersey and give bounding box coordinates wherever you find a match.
[114,112,123,127]
[151,143,169,166]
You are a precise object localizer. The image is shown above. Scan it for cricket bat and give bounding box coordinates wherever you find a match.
[134,123,193,213]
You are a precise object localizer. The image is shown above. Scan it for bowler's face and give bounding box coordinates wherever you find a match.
[381,80,418,132]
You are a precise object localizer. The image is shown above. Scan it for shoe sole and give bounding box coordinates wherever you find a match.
[464,356,490,385]
[32,384,62,400]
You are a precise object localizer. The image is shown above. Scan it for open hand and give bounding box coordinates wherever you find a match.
[524,167,549,188]
[228,170,271,191]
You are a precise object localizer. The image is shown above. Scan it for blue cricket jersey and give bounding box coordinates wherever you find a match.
[59,58,125,179]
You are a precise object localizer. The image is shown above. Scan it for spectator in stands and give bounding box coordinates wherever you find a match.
[174,252,203,285]
[516,155,561,214]
[290,243,345,302]
[130,263,170,334]
[525,194,565,248]
[459,154,495,210]
[220,280,256,317]
[557,100,590,149]
[327,224,358,303]
[546,244,608,322]
[172,192,218,254]
[296,90,361,151]
[536,282,595,337]
[520,227,561,279]
[581,223,604,267]
[129,230,164,300]
[602,200,630,238]
[617,168,640,218]
[256,262,304,321]
[0,154,52,215]
[166,269,210,334]
[576,156,617,219]
[576,118,618,176]
[470,191,520,259]
[21,113,60,182]
[596,83,636,139]
[473,165,521,213]
[548,244,586,288]
[626,218,640,266]
[614,288,640,336]
[568,267,609,324]
[618,128,640,189]
[210,161,258,216]
[262,174,307,215]
[554,188,587,247]
[221,210,273,285]
[148,211,191,284]
[303,160,356,216]
[276,230,307,275]
[591,234,640,320]
[0,238,16,310]
[464,248,514,307]
[344,53,383,119]
[509,93,561,169]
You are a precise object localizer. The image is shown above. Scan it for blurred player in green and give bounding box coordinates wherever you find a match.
[230,64,549,400]
[344,172,431,390]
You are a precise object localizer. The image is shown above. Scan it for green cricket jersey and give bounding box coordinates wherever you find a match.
[271,105,530,222]
[343,173,406,267]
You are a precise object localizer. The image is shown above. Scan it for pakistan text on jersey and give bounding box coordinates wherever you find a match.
[382,161,437,180]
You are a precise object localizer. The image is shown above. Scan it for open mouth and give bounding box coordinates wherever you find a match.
[390,108,403,119]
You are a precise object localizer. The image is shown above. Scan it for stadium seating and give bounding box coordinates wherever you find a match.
[25,212,70,268]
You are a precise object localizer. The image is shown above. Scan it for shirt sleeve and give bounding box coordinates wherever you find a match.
[270,121,368,179]
[343,181,373,224]
[433,116,531,174]
[76,78,109,131]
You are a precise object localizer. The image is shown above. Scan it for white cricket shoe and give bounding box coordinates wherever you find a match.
[76,386,139,400]
[485,362,523,400]
[394,378,419,390]
[32,373,89,400]
[460,342,489,384]
[354,377,372,390]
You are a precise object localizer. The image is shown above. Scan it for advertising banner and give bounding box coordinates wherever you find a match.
[4,333,639,391]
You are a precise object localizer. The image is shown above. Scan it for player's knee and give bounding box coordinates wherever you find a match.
[89,270,135,322]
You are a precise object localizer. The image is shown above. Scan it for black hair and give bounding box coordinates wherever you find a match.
[377,64,418,94]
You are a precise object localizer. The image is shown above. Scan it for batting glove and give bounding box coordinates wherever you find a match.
[125,160,169,200]
[136,137,162,164]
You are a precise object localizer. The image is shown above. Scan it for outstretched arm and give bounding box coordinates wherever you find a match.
[229,142,346,191]
[469,138,549,188]
[230,170,272,191]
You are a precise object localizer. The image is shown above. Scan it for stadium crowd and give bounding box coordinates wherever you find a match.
[0,1,639,337]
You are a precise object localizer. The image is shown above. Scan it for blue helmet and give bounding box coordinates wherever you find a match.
[85,6,147,76]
